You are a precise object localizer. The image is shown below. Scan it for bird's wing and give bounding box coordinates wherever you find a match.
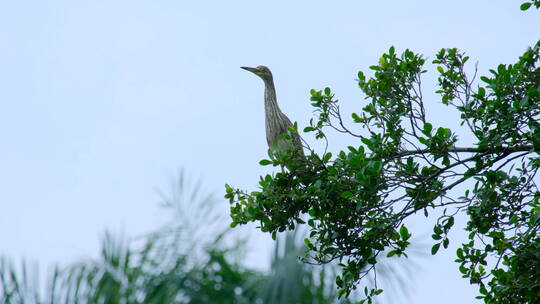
[279,112,304,155]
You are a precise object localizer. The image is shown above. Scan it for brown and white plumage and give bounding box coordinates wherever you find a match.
[241,65,304,157]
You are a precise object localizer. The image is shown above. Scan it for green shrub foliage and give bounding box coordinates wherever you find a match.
[227,41,540,303]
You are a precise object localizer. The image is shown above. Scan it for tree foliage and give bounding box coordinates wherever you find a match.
[1,172,355,304]
[520,0,540,11]
[226,36,540,303]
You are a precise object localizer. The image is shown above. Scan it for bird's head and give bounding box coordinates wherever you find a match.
[241,65,273,82]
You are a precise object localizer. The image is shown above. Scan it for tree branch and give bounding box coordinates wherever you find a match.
[392,145,535,158]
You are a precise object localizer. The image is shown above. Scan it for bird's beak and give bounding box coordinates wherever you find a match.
[241,66,258,73]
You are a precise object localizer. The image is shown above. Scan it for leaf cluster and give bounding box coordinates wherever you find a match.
[227,40,540,303]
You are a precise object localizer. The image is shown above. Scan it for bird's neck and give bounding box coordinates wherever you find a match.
[264,80,281,115]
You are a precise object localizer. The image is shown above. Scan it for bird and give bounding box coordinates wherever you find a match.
[241,65,304,160]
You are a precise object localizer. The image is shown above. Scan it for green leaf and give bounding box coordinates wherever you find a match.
[342,191,353,199]
[324,87,331,95]
[386,250,398,257]
[443,238,449,249]
[480,76,491,84]
[418,137,429,145]
[477,87,485,98]
[259,159,272,166]
[423,123,433,135]
[436,127,446,138]
[520,2,532,10]
[444,216,455,229]
[279,133,291,140]
[437,66,444,74]
[361,137,373,147]
[323,152,332,163]
[431,243,441,255]
[399,225,410,240]
[456,248,464,259]
[371,160,382,172]
[442,156,450,166]
[349,156,363,168]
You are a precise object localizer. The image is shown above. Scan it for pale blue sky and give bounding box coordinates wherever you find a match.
[0,1,538,302]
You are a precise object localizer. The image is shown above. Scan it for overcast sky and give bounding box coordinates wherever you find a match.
[0,1,538,303]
